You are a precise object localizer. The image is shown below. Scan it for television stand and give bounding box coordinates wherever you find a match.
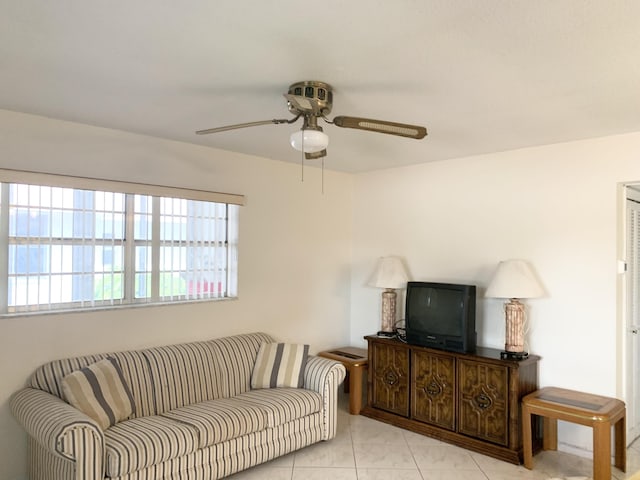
[362,335,541,464]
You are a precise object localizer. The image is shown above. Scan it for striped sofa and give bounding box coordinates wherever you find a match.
[10,332,346,480]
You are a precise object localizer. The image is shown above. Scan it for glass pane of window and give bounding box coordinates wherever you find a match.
[8,185,125,239]
[159,272,187,297]
[134,195,152,240]
[8,273,77,307]
[94,273,124,301]
[160,246,186,271]
[134,245,152,299]
[187,278,225,297]
[134,273,151,299]
[50,246,72,274]
[8,245,49,274]
[135,245,152,272]
[95,246,124,273]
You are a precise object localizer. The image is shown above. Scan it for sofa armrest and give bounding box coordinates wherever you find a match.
[303,355,346,440]
[10,388,104,479]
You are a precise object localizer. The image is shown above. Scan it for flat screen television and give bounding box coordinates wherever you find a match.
[405,281,476,353]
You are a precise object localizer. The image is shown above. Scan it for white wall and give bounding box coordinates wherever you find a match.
[350,132,640,455]
[4,108,640,477]
[0,110,353,480]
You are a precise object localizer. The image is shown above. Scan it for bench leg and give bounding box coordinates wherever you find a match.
[543,417,558,451]
[349,365,364,414]
[614,415,626,472]
[593,421,612,480]
[522,404,533,469]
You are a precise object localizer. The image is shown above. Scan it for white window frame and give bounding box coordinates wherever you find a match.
[0,169,243,315]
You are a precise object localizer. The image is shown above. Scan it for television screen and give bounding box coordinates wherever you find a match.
[406,286,464,337]
[405,281,476,353]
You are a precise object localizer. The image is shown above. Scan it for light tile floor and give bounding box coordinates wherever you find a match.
[228,393,640,480]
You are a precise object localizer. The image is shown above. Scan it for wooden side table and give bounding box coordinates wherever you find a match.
[318,347,368,415]
[522,387,626,480]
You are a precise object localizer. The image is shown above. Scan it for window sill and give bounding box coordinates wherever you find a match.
[0,296,238,319]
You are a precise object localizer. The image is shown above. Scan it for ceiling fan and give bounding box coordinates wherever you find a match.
[196,80,427,160]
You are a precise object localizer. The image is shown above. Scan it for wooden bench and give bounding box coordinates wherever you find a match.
[318,347,368,414]
[522,387,626,480]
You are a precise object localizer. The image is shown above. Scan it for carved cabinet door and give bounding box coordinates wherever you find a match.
[457,359,509,446]
[411,349,455,430]
[371,341,409,416]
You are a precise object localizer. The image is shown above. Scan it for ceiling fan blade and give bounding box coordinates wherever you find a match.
[196,118,293,135]
[305,150,327,160]
[332,116,427,139]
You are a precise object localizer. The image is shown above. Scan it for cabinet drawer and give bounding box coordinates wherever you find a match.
[411,349,456,430]
[457,359,509,446]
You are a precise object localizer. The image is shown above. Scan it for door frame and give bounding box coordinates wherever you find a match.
[617,182,640,445]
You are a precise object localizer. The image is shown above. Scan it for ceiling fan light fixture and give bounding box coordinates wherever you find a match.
[289,129,329,153]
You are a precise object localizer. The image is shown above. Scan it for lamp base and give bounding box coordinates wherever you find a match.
[380,288,397,333]
[504,298,526,353]
[500,350,529,360]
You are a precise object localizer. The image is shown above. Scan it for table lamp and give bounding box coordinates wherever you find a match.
[485,259,544,359]
[368,256,409,335]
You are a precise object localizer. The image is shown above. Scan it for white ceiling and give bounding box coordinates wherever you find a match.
[1,1,639,173]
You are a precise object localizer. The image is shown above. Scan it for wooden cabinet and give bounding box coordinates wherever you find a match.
[362,335,540,465]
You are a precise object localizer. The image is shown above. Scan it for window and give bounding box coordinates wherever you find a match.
[0,170,242,314]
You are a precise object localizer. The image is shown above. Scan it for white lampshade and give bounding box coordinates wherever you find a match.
[368,256,409,289]
[485,259,544,299]
[289,129,329,153]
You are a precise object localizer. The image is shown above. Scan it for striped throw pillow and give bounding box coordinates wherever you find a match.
[251,343,309,389]
[62,357,135,430]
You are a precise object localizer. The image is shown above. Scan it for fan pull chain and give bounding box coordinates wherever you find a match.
[300,130,305,182]
[298,128,325,193]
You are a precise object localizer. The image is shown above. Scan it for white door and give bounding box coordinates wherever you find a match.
[625,196,640,444]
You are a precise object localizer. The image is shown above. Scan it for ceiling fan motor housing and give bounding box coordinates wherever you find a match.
[287,81,333,116]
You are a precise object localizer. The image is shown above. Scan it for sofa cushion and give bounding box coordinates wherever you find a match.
[236,388,322,427]
[61,358,135,430]
[29,350,156,418]
[110,350,156,418]
[209,333,275,397]
[142,341,226,414]
[30,353,109,399]
[104,415,199,476]
[251,343,309,389]
[161,397,267,449]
